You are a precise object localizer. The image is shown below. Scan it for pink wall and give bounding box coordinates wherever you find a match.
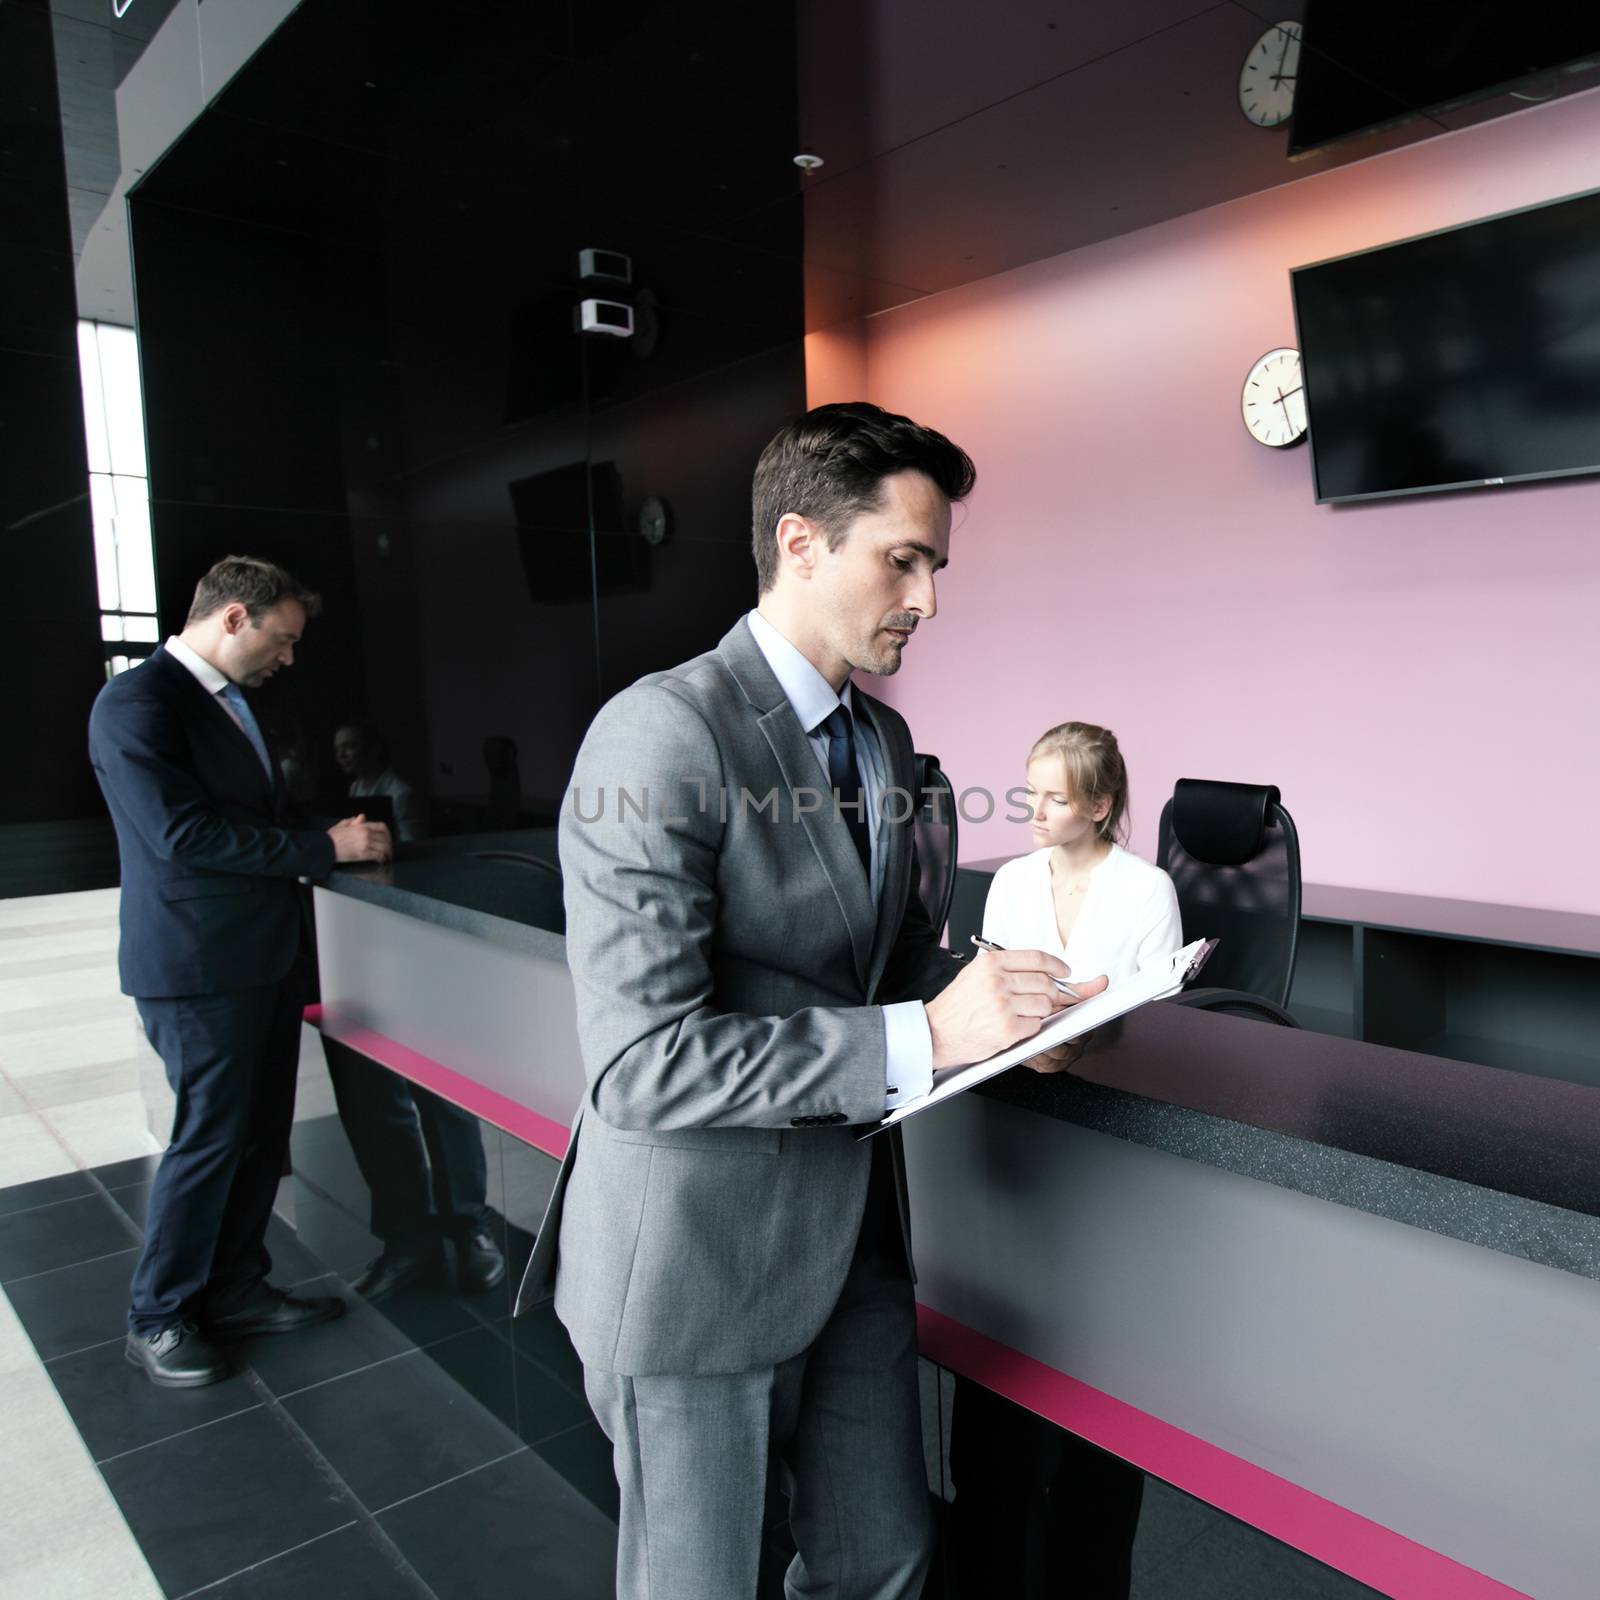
[843,90,1600,914]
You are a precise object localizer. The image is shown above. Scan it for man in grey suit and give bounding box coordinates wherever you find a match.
[519,403,1100,1599]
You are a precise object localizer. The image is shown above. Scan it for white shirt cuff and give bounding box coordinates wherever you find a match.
[882,1001,934,1111]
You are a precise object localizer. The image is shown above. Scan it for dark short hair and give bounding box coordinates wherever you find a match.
[186,555,321,625]
[750,402,976,593]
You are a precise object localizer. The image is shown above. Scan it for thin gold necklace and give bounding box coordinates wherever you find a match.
[1052,845,1107,898]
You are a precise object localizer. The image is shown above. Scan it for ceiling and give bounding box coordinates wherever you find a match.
[794,0,1600,327]
[45,0,1600,333]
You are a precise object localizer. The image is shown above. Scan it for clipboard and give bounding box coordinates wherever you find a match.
[860,936,1219,1138]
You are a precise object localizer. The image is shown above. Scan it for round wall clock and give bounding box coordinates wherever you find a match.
[1239,21,1302,128]
[1241,347,1307,447]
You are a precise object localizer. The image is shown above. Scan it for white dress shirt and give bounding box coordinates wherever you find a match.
[163,634,245,732]
[745,610,934,1109]
[982,843,1183,988]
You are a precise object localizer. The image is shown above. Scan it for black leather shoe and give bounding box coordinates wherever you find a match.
[456,1229,506,1295]
[125,1322,230,1388]
[351,1249,440,1304]
[205,1283,347,1338]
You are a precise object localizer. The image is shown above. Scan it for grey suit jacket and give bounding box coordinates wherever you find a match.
[514,617,958,1375]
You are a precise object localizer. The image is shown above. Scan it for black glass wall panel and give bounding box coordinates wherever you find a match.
[0,0,109,886]
[128,0,806,837]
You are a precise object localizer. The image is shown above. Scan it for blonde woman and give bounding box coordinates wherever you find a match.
[984,719,1181,1009]
[953,721,1180,1598]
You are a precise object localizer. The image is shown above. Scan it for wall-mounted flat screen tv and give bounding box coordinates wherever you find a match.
[1290,188,1600,505]
[1289,4,1600,157]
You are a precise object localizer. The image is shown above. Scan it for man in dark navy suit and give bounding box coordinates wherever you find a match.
[89,556,392,1387]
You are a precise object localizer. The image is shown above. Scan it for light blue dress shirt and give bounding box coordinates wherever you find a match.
[745,610,935,1110]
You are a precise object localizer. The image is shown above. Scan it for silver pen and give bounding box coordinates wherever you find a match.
[969,934,1081,998]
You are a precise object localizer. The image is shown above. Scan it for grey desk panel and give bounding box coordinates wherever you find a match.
[903,1095,1600,1600]
[313,888,584,1134]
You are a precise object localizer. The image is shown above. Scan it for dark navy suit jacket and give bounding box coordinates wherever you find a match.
[88,645,336,999]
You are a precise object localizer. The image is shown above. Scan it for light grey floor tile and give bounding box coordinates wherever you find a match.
[0,1014,146,1077]
[0,951,120,983]
[0,993,137,1038]
[41,1093,159,1170]
[0,889,120,931]
[0,969,134,1017]
[0,1113,76,1186]
[0,1341,163,1599]
[0,918,117,946]
[15,1056,145,1112]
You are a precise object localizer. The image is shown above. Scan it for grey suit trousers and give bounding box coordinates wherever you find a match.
[583,1237,933,1600]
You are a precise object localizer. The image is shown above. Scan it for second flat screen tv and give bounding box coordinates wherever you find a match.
[1291,188,1600,504]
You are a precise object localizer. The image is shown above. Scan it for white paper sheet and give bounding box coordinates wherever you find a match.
[861,937,1217,1137]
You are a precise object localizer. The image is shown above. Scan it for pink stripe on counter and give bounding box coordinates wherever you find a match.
[303,1004,571,1160]
[916,1306,1532,1600]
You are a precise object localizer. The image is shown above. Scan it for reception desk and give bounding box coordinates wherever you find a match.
[310,838,1600,1600]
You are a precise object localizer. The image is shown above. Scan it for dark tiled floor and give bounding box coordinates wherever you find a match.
[425,1322,594,1446]
[229,1276,412,1398]
[0,1188,140,1281]
[6,1243,141,1360]
[0,1166,93,1218]
[98,1405,354,1597]
[531,1417,623,1523]
[201,1522,429,1599]
[377,1447,618,1600]
[1,1138,616,1599]
[279,1346,525,1511]
[0,1128,1382,1600]
[48,1334,263,1461]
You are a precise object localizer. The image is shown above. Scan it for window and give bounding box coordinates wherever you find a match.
[78,321,157,677]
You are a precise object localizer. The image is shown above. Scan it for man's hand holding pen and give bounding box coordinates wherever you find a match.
[924,936,1109,1072]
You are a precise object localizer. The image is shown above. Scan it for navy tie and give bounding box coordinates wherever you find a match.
[821,706,872,881]
[219,683,275,784]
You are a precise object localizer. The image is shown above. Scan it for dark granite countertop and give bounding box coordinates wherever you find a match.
[318,837,1600,1281]
[977,1003,1600,1280]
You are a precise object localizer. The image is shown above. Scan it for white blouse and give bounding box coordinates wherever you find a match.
[981,844,1183,989]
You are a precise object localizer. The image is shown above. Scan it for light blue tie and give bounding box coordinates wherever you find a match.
[219,683,275,784]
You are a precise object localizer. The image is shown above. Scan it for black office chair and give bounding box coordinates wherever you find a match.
[911,753,958,940]
[1156,778,1301,1027]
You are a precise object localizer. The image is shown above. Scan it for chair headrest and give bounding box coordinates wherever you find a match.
[1171,779,1282,866]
